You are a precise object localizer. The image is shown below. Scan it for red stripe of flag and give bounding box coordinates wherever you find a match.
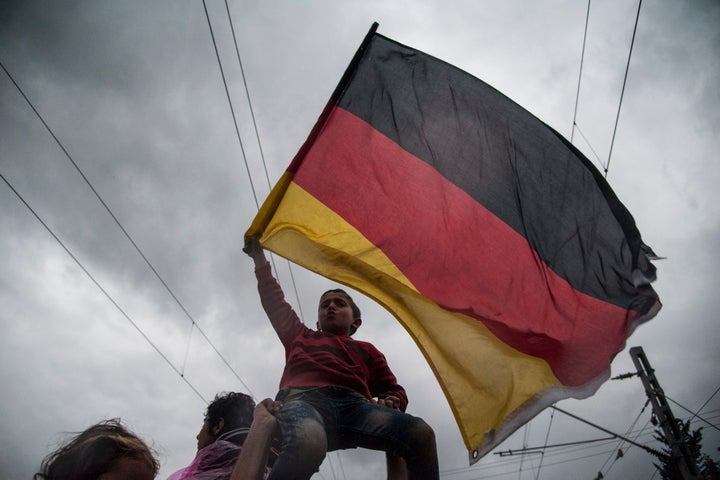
[294,106,637,386]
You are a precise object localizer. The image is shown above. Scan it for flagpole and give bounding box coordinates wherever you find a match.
[249,22,381,237]
[329,21,379,101]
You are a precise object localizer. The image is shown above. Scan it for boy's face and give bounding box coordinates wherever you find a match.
[317,292,361,336]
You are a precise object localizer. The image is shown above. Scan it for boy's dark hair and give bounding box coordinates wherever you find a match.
[34,419,159,480]
[206,391,256,436]
[321,288,361,319]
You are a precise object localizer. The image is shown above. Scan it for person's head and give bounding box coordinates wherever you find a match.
[35,419,158,480]
[197,392,255,451]
[317,288,362,336]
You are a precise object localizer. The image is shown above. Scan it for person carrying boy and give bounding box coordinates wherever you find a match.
[168,391,280,480]
[245,238,439,480]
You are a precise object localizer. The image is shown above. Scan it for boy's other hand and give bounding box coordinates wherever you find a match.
[375,395,402,410]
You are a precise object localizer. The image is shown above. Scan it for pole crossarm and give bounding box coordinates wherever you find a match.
[494,436,617,456]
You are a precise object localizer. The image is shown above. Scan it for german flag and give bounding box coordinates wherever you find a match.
[246,23,660,462]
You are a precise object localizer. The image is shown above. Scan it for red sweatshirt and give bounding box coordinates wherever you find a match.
[255,263,408,411]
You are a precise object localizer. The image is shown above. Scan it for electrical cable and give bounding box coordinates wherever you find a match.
[570,0,591,144]
[0,58,255,400]
[181,319,196,377]
[694,386,720,416]
[476,421,668,478]
[446,444,653,480]
[533,405,556,480]
[444,425,660,478]
[597,399,650,477]
[0,171,207,404]
[568,0,610,175]
[223,0,272,190]
[220,0,307,323]
[201,0,258,211]
[604,0,642,178]
[519,423,530,479]
[572,122,605,171]
[665,394,720,433]
[551,406,664,458]
[495,437,618,457]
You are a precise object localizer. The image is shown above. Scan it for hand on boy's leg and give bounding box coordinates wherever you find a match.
[230,399,282,480]
[254,399,282,427]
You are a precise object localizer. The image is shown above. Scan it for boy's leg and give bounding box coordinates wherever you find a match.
[268,398,328,480]
[335,395,439,480]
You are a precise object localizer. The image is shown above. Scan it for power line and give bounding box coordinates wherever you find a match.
[0,171,207,404]
[216,0,307,323]
[181,319,196,376]
[440,407,687,479]
[570,0,591,144]
[569,0,608,174]
[223,0,272,190]
[495,436,617,456]
[442,419,665,478]
[534,404,556,480]
[597,399,650,477]
[201,0,258,211]
[687,385,720,429]
[665,394,720,433]
[0,58,255,399]
[445,443,652,480]
[605,0,642,178]
[572,122,606,171]
[570,0,644,179]
[551,406,664,458]
[519,423,531,478]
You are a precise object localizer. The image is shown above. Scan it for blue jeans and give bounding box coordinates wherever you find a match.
[268,386,438,480]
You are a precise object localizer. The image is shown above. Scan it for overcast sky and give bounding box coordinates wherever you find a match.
[1,1,718,479]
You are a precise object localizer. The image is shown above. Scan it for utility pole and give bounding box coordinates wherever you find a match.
[630,346,700,480]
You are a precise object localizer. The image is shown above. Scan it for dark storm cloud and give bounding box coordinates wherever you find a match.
[1,1,718,479]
